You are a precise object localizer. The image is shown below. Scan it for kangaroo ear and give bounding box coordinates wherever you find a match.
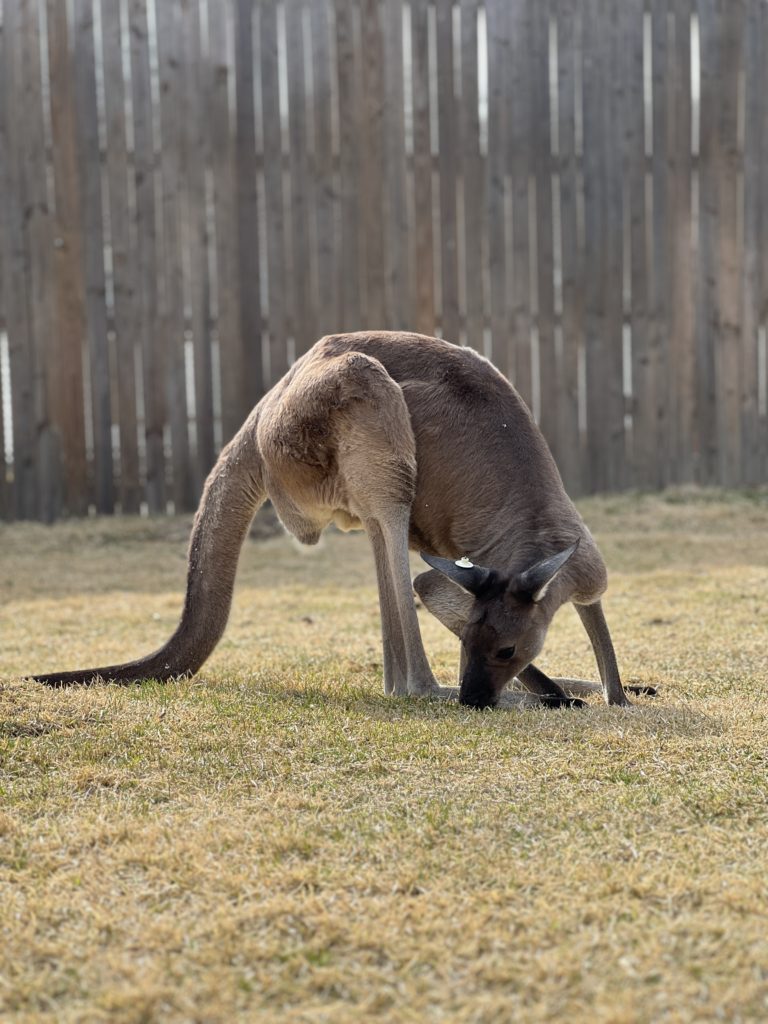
[413,569,474,637]
[418,552,497,597]
[516,540,580,603]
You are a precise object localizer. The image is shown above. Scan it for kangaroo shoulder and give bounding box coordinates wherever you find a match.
[257,347,400,464]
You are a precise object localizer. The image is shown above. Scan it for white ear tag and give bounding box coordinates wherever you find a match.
[455,556,474,568]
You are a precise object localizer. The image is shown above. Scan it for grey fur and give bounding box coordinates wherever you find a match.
[32,332,636,709]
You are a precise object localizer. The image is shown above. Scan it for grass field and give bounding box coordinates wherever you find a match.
[1,490,767,1022]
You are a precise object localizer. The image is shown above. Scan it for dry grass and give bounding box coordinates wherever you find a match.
[1,490,767,1023]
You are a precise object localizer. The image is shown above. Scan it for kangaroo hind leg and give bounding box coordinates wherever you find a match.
[329,353,442,699]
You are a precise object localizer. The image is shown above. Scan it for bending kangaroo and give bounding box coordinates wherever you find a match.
[33,332,636,710]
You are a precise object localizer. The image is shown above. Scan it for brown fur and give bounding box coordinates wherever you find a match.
[32,332,632,708]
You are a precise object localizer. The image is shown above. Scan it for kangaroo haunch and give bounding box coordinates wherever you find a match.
[32,332,646,710]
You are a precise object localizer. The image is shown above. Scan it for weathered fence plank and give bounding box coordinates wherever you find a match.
[102,0,141,513]
[531,1,557,452]
[359,0,386,330]
[553,0,584,494]
[209,0,244,447]
[0,0,19,516]
[582,0,625,493]
[22,0,59,522]
[46,0,89,516]
[624,0,650,487]
[261,0,289,382]
[233,0,263,416]
[695,1,719,484]
[485,0,508,377]
[2,0,768,520]
[309,0,338,339]
[5,1,37,519]
[435,0,459,343]
[181,0,215,489]
[75,0,114,514]
[460,0,484,354]
[741,0,763,485]
[760,1,768,484]
[156,0,194,512]
[335,0,363,332]
[285,0,313,356]
[667,0,695,485]
[508,1,532,404]
[383,0,410,330]
[649,0,671,490]
[129,0,165,513]
[410,0,434,336]
[0,3,6,519]
[698,0,743,487]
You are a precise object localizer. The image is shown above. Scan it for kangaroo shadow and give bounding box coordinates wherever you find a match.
[194,665,720,742]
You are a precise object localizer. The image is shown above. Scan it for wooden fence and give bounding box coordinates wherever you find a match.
[0,0,767,521]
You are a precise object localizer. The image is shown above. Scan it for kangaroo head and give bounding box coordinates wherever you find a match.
[413,542,579,709]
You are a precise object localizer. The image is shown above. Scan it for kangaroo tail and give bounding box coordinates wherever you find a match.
[32,416,267,687]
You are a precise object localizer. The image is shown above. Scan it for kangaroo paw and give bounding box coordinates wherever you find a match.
[538,694,587,710]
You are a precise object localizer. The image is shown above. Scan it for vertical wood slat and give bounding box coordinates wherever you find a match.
[554,0,584,494]
[760,1,768,484]
[508,2,532,403]
[261,0,288,382]
[485,0,508,375]
[102,0,141,513]
[335,0,362,331]
[531,1,557,453]
[410,0,434,336]
[1,0,36,519]
[624,0,650,486]
[667,0,694,485]
[581,0,607,492]
[156,0,192,511]
[359,0,386,329]
[649,1,670,489]
[75,0,114,513]
[233,0,263,416]
[741,0,762,485]
[129,0,164,513]
[435,0,459,343]
[309,0,337,338]
[0,0,35,519]
[582,0,625,492]
[697,0,742,487]
[0,247,5,517]
[46,0,89,516]
[603,0,627,491]
[285,0,314,356]
[21,0,58,522]
[460,0,484,354]
[714,1,743,488]
[181,0,215,487]
[695,0,719,484]
[210,0,246,444]
[382,0,410,330]
[0,2,6,519]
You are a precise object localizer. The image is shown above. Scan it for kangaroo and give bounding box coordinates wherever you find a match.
[32,332,643,710]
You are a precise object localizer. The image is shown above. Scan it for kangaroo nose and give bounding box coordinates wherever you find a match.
[458,685,497,710]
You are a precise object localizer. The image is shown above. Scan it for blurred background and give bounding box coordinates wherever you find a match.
[0,0,766,522]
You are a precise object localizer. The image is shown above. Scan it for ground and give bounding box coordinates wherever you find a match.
[1,490,767,1023]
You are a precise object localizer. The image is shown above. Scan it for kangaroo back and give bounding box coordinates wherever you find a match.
[33,416,266,686]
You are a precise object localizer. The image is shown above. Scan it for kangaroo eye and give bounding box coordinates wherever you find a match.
[496,646,516,661]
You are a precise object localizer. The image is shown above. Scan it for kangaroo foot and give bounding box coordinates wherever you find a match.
[537,694,587,710]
